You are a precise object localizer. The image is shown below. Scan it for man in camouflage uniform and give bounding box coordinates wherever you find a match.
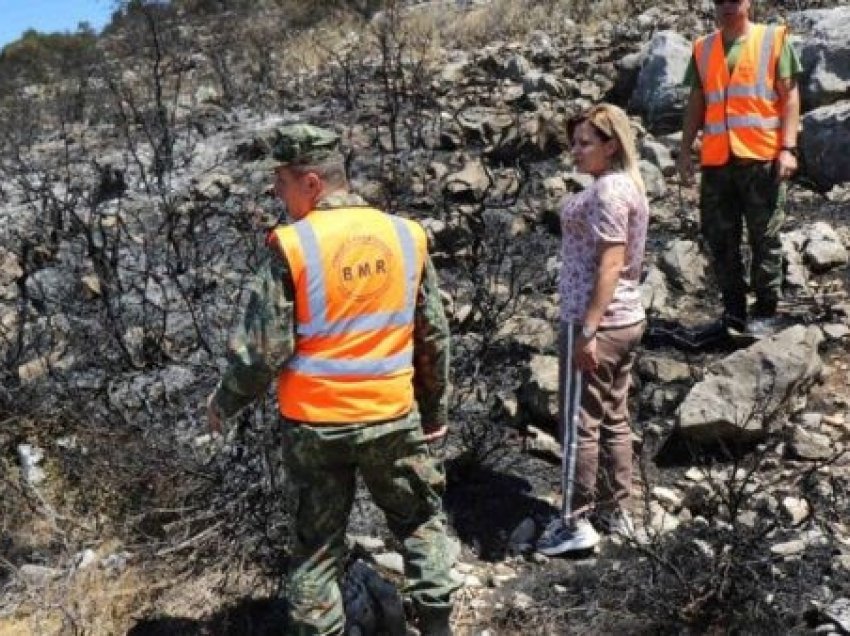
[678,0,801,336]
[208,124,458,636]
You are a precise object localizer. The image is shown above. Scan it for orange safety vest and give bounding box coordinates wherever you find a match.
[694,23,786,166]
[272,206,428,424]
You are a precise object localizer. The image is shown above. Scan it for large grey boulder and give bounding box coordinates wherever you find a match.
[677,326,823,444]
[659,239,709,293]
[802,221,849,272]
[630,31,691,133]
[788,7,850,110]
[801,102,850,191]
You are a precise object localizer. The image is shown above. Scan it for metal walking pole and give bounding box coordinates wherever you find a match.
[561,325,583,525]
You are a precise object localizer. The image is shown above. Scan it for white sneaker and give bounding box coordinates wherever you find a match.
[536,517,599,556]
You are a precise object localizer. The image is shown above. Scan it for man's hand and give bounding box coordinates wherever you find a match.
[677,151,695,186]
[574,334,599,372]
[207,392,223,436]
[422,421,448,444]
[776,148,798,182]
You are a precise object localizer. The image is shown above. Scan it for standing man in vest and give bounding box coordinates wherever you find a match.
[678,0,801,336]
[207,124,459,636]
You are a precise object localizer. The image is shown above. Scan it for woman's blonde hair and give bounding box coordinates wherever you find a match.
[567,103,646,195]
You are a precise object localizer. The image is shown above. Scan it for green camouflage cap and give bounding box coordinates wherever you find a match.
[266,123,341,167]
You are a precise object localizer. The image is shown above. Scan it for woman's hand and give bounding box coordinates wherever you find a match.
[207,392,223,436]
[574,333,599,372]
[422,421,448,443]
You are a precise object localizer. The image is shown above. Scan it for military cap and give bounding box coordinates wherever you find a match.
[264,123,342,167]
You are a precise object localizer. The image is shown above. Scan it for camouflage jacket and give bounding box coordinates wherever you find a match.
[212,192,451,427]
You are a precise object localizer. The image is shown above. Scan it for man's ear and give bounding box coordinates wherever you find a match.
[304,172,322,194]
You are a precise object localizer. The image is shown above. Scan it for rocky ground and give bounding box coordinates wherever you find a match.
[1,0,849,634]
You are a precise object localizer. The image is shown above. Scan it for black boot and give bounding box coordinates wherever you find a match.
[417,607,453,636]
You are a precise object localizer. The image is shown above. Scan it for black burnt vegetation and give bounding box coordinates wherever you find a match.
[0,0,848,633]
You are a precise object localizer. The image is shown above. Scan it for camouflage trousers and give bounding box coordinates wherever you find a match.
[281,412,459,636]
[700,157,787,323]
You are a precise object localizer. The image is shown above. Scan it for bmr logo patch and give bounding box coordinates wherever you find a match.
[332,235,394,300]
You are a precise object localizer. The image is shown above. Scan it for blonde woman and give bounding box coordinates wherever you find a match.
[537,104,649,555]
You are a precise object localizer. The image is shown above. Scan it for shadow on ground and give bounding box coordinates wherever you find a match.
[127,598,289,636]
[444,452,556,562]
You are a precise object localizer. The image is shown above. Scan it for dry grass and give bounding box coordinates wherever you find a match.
[1,565,153,636]
[0,553,249,636]
[426,0,640,48]
[235,0,655,88]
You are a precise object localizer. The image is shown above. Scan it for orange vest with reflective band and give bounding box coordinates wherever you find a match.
[694,24,786,166]
[272,206,428,424]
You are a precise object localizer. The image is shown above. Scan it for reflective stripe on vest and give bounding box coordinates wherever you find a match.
[703,115,782,135]
[695,24,784,166]
[287,348,413,376]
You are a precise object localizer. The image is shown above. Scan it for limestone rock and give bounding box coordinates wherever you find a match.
[630,31,691,133]
[788,7,850,109]
[802,221,849,273]
[801,102,850,191]
[659,239,709,293]
[677,326,823,444]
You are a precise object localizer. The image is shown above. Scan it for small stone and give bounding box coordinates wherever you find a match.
[691,538,715,559]
[349,535,385,552]
[489,564,517,588]
[17,444,46,486]
[525,425,562,460]
[800,412,824,428]
[823,413,846,427]
[789,428,834,461]
[19,564,62,585]
[18,352,73,384]
[453,561,474,574]
[464,575,484,588]
[372,552,404,575]
[81,275,102,299]
[530,551,549,564]
[823,324,850,341]
[770,539,807,557]
[512,592,533,610]
[823,598,850,633]
[684,467,704,482]
[193,434,212,447]
[73,549,98,571]
[100,552,132,573]
[652,486,683,510]
[781,496,811,525]
[648,501,679,534]
[737,510,759,529]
